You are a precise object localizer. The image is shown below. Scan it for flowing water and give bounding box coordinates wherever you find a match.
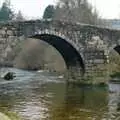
[0,68,120,120]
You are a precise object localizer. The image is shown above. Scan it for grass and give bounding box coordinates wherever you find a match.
[0,111,21,120]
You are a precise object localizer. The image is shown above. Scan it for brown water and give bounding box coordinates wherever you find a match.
[0,68,120,120]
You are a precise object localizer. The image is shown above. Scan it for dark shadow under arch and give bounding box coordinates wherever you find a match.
[30,34,85,73]
[114,45,120,55]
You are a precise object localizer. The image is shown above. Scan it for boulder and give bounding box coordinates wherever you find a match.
[3,72,16,80]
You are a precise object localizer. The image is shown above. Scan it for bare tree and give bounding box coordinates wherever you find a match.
[54,0,101,25]
[15,10,24,21]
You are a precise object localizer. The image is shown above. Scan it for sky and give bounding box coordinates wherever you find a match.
[0,0,120,19]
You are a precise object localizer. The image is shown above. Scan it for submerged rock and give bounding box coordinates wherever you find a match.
[3,72,16,80]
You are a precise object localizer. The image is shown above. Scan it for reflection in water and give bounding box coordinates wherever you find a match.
[50,84,108,120]
[0,68,120,120]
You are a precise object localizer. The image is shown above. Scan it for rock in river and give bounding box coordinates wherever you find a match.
[3,72,16,80]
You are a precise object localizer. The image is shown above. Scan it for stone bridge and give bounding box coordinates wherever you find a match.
[0,19,120,74]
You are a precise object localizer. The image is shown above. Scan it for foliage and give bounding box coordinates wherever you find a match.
[43,0,103,25]
[110,72,120,78]
[54,0,101,25]
[43,5,55,19]
[0,0,14,21]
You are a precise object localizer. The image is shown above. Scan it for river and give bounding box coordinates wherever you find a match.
[0,68,120,120]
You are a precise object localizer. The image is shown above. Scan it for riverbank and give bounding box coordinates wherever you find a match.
[0,111,21,120]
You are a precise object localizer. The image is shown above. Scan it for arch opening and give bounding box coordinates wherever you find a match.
[30,34,85,73]
[107,45,120,77]
[114,45,120,55]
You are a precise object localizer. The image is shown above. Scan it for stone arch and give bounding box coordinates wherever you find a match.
[108,44,119,54]
[33,29,81,51]
[114,45,120,55]
[29,30,85,73]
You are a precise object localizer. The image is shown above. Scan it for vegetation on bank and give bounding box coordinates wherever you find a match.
[43,0,105,26]
[0,110,21,120]
[110,72,120,78]
[4,111,21,120]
